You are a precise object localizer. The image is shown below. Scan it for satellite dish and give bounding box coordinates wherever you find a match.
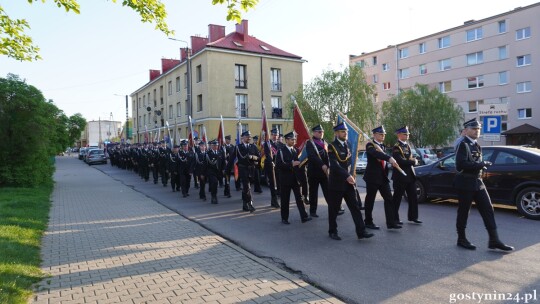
[146,106,152,112]
[155,110,162,116]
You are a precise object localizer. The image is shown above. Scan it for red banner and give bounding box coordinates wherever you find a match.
[293,103,310,150]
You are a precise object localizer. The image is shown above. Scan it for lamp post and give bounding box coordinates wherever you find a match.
[115,94,130,143]
[169,38,192,117]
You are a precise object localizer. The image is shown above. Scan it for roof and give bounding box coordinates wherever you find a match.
[502,123,540,135]
[207,32,302,60]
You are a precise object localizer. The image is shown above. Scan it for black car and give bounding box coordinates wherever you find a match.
[414,146,540,220]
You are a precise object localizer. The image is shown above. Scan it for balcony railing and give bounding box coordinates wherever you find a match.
[235,79,247,89]
[271,107,282,118]
[271,82,282,91]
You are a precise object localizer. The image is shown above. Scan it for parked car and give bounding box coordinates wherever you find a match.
[415,148,438,165]
[356,151,367,173]
[85,149,107,165]
[78,147,88,160]
[84,148,100,163]
[413,146,540,220]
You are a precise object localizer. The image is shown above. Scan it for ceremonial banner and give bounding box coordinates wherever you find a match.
[258,102,271,169]
[337,112,361,177]
[293,102,311,164]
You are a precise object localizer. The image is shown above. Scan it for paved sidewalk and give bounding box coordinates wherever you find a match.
[32,157,342,304]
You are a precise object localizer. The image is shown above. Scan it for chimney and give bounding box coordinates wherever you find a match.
[180,48,190,62]
[208,24,226,42]
[161,58,180,74]
[235,19,249,42]
[149,69,161,81]
[191,36,209,54]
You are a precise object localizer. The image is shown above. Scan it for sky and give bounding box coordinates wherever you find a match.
[1,0,538,123]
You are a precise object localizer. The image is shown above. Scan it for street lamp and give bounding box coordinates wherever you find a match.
[169,38,192,117]
[114,94,129,143]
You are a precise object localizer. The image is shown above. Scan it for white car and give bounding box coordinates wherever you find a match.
[356,151,367,173]
[415,148,438,165]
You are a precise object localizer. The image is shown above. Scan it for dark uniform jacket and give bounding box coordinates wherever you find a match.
[363,141,391,185]
[263,140,281,165]
[178,149,194,174]
[391,141,416,184]
[306,138,329,178]
[454,137,487,191]
[276,145,301,186]
[327,139,353,192]
[233,142,260,168]
[194,150,208,176]
[206,149,225,177]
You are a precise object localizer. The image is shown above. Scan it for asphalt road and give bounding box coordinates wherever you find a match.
[90,159,539,304]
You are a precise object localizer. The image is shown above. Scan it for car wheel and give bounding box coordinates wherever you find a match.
[415,180,427,203]
[515,187,540,220]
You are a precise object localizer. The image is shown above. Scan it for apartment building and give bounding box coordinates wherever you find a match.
[349,3,540,146]
[130,20,304,144]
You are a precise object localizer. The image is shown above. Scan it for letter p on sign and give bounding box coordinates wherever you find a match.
[482,116,501,134]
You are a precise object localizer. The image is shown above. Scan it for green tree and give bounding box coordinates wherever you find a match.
[290,65,377,141]
[1,0,259,61]
[381,83,464,148]
[0,74,60,186]
[67,113,87,147]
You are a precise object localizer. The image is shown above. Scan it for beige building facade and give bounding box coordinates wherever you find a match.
[350,3,540,146]
[130,20,304,144]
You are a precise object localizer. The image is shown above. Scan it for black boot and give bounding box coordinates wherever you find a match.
[224,185,231,198]
[211,196,218,204]
[457,228,476,250]
[270,196,280,208]
[242,201,250,212]
[488,229,514,251]
[247,201,256,213]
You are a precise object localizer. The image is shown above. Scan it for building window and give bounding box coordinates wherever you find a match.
[271,96,282,118]
[498,46,508,60]
[398,68,409,79]
[382,63,389,71]
[499,97,509,104]
[383,82,391,90]
[438,36,450,48]
[419,42,426,54]
[236,94,248,118]
[419,64,427,75]
[356,60,365,68]
[372,56,377,65]
[498,20,507,33]
[372,74,378,83]
[468,100,483,113]
[438,81,452,93]
[516,54,531,67]
[184,72,188,88]
[185,100,190,116]
[168,81,172,96]
[466,27,483,42]
[176,102,181,117]
[168,105,173,119]
[518,108,532,119]
[516,81,532,93]
[516,27,531,40]
[499,71,508,85]
[501,115,508,131]
[235,64,247,88]
[197,94,203,112]
[176,77,180,92]
[196,65,202,83]
[439,58,452,71]
[398,48,409,59]
[240,124,249,134]
[270,68,281,91]
[143,114,147,126]
[467,51,483,65]
[156,88,160,106]
[468,76,484,89]
[143,95,146,106]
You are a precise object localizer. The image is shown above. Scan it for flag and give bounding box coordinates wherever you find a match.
[337,111,361,177]
[293,102,311,164]
[188,116,196,151]
[144,125,149,143]
[165,121,172,148]
[258,102,270,169]
[201,125,208,143]
[218,115,226,151]
[234,120,241,181]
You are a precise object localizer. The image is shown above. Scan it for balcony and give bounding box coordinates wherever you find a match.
[271,82,282,91]
[235,79,247,89]
[271,108,282,119]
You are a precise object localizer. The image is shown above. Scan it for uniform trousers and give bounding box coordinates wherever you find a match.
[328,185,366,234]
[364,182,395,225]
[392,180,418,222]
[308,173,328,214]
[280,182,308,221]
[238,165,253,203]
[456,188,497,230]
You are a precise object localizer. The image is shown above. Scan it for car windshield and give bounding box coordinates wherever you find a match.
[441,155,456,167]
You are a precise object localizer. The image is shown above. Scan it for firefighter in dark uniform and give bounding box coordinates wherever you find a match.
[223,135,236,197]
[178,140,193,197]
[306,125,329,217]
[391,126,422,225]
[169,145,180,192]
[276,132,311,224]
[363,125,401,230]
[193,137,200,189]
[327,122,374,241]
[207,140,225,204]
[252,135,263,193]
[454,119,513,251]
[194,141,208,201]
[141,144,150,182]
[262,129,281,208]
[229,130,259,212]
[159,140,169,187]
[150,143,160,184]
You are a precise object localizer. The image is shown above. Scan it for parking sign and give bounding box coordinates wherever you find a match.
[482,116,501,141]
